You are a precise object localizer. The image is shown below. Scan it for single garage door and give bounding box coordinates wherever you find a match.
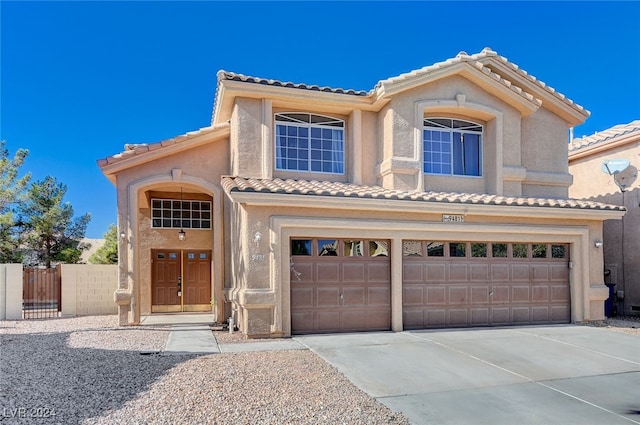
[291,238,391,334]
[403,241,570,329]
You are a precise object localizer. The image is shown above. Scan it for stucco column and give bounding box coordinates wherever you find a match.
[391,238,403,332]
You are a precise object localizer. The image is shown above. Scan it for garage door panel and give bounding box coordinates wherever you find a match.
[471,309,490,325]
[512,286,530,302]
[343,263,365,282]
[448,287,468,304]
[551,285,570,302]
[291,312,314,332]
[550,265,569,281]
[491,307,511,325]
[450,264,468,281]
[368,262,390,282]
[427,286,447,304]
[471,286,490,303]
[449,309,468,326]
[426,263,446,281]
[315,263,340,282]
[403,286,424,306]
[367,309,391,329]
[291,288,314,308]
[511,265,530,281]
[404,308,425,328]
[316,311,341,332]
[532,286,549,302]
[368,286,391,306]
[532,265,550,281]
[492,286,510,303]
[552,306,570,321]
[512,307,531,322]
[343,287,365,306]
[316,288,340,307]
[295,263,314,282]
[470,264,489,281]
[491,264,509,280]
[403,263,423,283]
[531,306,550,322]
[342,309,367,330]
[426,309,447,327]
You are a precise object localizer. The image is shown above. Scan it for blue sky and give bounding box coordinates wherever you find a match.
[2,1,639,238]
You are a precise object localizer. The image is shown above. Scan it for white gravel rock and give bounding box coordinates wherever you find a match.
[0,316,409,424]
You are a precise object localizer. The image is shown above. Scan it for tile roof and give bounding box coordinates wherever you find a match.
[217,71,369,96]
[472,48,588,116]
[213,48,589,123]
[97,124,228,168]
[375,49,542,107]
[569,120,640,153]
[222,177,625,212]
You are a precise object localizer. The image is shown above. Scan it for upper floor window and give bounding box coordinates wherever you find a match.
[423,118,483,177]
[275,113,344,174]
[151,199,211,229]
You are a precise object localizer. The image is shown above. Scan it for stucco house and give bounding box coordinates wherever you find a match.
[98,48,625,337]
[569,121,640,317]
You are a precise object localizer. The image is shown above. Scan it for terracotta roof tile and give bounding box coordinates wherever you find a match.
[217,71,370,96]
[473,48,588,116]
[222,176,625,212]
[569,120,640,153]
[97,124,228,168]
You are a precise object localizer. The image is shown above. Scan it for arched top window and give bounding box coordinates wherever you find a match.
[275,113,344,174]
[423,117,483,177]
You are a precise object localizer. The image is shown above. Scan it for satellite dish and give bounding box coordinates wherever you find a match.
[601,159,630,175]
[600,158,631,192]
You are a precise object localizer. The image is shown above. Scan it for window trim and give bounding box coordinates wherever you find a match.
[274,112,345,175]
[423,117,484,178]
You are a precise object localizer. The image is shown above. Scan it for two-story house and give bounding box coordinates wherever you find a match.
[98,48,625,337]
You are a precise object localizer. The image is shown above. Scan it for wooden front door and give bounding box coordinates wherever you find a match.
[183,250,212,312]
[151,250,212,313]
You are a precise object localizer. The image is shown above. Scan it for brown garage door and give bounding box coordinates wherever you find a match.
[403,241,570,329]
[291,238,391,334]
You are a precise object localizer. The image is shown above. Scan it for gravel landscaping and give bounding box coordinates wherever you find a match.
[0,316,408,424]
[2,315,638,424]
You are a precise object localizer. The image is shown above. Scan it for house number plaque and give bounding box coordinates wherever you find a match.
[442,214,464,223]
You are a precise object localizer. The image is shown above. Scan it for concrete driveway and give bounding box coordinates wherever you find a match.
[296,326,640,425]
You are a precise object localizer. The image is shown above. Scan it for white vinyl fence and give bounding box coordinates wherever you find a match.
[1,264,118,320]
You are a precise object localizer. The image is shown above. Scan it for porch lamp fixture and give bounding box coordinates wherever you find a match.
[178,188,186,241]
[594,240,603,249]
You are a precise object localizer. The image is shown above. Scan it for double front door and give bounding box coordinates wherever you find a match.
[151,249,212,312]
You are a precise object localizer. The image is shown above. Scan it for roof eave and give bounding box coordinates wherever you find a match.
[477,56,590,126]
[375,62,541,116]
[98,123,230,177]
[213,79,379,123]
[224,190,625,221]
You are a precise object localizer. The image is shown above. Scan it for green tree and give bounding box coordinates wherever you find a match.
[89,224,118,264]
[0,140,30,263]
[18,176,91,267]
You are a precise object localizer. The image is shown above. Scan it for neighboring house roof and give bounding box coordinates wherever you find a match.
[222,176,625,214]
[569,120,640,156]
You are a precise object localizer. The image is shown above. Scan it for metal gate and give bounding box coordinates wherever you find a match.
[23,265,62,319]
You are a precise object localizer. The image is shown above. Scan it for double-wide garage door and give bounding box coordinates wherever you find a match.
[290,239,391,334]
[403,241,571,328]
